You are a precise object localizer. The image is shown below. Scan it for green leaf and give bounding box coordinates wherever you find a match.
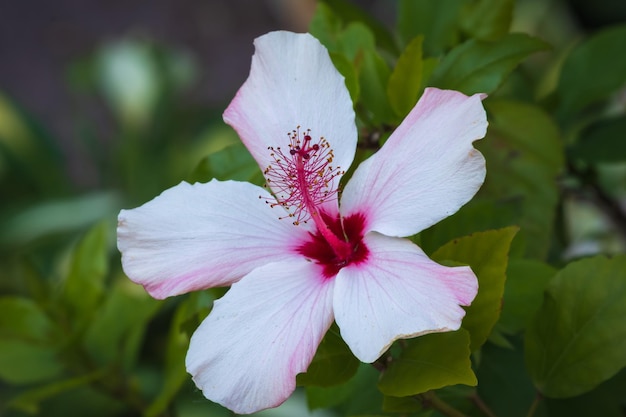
[187,142,264,186]
[330,52,360,104]
[309,2,344,51]
[420,197,521,255]
[378,329,476,396]
[569,116,626,163]
[476,339,540,417]
[431,227,518,351]
[297,325,359,387]
[0,340,63,385]
[387,36,424,118]
[544,369,626,417]
[382,395,423,413]
[83,280,160,369]
[336,22,376,60]
[525,255,626,398]
[63,221,111,318]
[144,297,194,417]
[429,33,549,95]
[0,192,120,247]
[557,24,626,120]
[307,365,384,414]
[397,0,465,56]
[359,47,395,125]
[0,297,56,342]
[319,0,398,54]
[478,100,563,259]
[497,259,556,335]
[333,23,395,125]
[0,91,67,193]
[461,0,514,40]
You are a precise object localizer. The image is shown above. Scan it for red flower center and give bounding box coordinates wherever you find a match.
[297,212,369,278]
[263,126,369,277]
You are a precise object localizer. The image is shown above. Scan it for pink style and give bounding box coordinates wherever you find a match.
[117,31,488,415]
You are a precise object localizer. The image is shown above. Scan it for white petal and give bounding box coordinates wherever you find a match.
[334,232,478,363]
[117,179,310,299]
[186,259,334,414]
[223,31,357,212]
[340,88,487,237]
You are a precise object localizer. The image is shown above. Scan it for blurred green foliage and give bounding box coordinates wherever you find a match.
[1,0,626,416]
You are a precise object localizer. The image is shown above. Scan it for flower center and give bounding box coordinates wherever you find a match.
[263,127,367,274]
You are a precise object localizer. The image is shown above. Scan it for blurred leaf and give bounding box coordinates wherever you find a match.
[330,52,360,104]
[430,33,549,95]
[312,16,395,125]
[526,255,626,398]
[144,298,193,417]
[0,92,66,193]
[497,259,556,335]
[319,0,397,54]
[557,24,626,120]
[0,340,63,385]
[63,221,111,319]
[307,365,384,414]
[0,297,56,342]
[397,0,466,56]
[461,0,514,40]
[432,227,518,351]
[359,46,395,125]
[0,297,63,386]
[309,2,343,50]
[478,100,563,259]
[382,395,424,413]
[336,21,376,60]
[387,36,424,118]
[297,325,359,387]
[476,339,541,417]
[378,330,476,396]
[187,142,264,185]
[569,116,626,163]
[83,280,160,369]
[0,191,121,247]
[332,22,396,125]
[544,369,626,417]
[5,371,104,414]
[420,197,521,255]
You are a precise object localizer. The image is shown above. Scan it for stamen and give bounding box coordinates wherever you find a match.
[263,126,344,226]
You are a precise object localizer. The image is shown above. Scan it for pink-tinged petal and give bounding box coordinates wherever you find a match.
[186,259,334,414]
[334,232,478,363]
[223,31,357,211]
[340,88,487,237]
[117,179,310,299]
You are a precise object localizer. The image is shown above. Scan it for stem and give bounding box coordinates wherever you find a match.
[418,391,469,417]
[525,393,542,417]
[470,393,498,417]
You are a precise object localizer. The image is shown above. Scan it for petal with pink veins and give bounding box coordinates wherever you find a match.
[186,259,334,414]
[223,31,357,214]
[340,88,488,237]
[334,232,478,363]
[117,179,309,299]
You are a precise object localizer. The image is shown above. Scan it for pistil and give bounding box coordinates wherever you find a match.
[264,127,352,260]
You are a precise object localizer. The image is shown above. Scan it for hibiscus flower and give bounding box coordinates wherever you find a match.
[117,31,487,414]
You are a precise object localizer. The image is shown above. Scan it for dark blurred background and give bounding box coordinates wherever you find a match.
[0,0,395,190]
[0,0,623,191]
